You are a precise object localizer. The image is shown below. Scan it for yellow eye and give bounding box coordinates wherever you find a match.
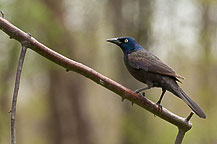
[124,39,128,43]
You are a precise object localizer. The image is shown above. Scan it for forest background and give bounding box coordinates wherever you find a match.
[0,0,216,143]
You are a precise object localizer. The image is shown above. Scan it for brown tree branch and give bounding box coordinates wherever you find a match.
[175,129,186,144]
[0,16,193,142]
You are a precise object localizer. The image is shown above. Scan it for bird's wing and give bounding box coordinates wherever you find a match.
[127,50,184,79]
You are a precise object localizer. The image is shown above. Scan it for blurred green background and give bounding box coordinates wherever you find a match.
[0,0,217,143]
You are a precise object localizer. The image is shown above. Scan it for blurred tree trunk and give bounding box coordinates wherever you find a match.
[107,0,127,78]
[123,1,153,144]
[40,0,92,144]
[198,1,216,106]
[136,0,153,49]
[108,0,153,144]
[108,0,123,35]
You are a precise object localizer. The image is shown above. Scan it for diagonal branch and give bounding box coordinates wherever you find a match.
[10,43,27,144]
[0,16,192,140]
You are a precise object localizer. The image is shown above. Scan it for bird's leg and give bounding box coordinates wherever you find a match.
[135,83,153,98]
[135,87,148,101]
[135,86,150,94]
[131,85,152,106]
[156,89,166,111]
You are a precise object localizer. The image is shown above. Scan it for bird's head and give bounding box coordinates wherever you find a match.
[106,37,143,54]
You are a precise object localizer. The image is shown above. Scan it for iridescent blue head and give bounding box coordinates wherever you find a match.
[107,37,144,54]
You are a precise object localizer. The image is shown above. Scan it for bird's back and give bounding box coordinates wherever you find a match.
[125,49,184,82]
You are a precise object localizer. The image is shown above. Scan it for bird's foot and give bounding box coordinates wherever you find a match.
[156,102,162,112]
[136,92,146,98]
[141,92,146,97]
[131,92,145,106]
[135,89,140,93]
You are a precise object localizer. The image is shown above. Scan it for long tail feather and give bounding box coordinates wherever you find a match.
[179,88,206,119]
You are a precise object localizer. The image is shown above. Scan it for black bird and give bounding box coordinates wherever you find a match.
[107,37,206,119]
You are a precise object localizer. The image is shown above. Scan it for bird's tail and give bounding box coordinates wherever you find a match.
[178,88,206,119]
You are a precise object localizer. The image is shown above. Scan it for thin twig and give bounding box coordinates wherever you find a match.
[186,112,194,122]
[11,43,27,144]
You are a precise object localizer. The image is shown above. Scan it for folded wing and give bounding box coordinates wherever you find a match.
[127,50,184,80]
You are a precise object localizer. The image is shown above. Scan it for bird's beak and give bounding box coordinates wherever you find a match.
[106,38,121,46]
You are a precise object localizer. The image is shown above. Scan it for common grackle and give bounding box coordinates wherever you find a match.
[107,37,206,119]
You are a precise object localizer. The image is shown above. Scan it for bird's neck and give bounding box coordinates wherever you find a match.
[123,44,144,55]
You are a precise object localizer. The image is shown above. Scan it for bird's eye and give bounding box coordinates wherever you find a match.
[124,39,128,43]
